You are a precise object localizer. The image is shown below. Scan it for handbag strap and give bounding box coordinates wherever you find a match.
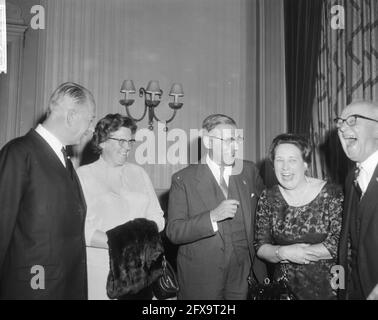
[249,247,288,284]
[248,243,261,284]
[276,263,289,282]
[162,255,167,276]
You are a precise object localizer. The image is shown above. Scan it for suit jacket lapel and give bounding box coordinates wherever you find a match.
[195,163,224,211]
[358,163,378,247]
[195,164,225,239]
[72,169,87,213]
[345,170,358,231]
[230,171,252,243]
[339,171,358,265]
[29,129,67,174]
[29,129,86,215]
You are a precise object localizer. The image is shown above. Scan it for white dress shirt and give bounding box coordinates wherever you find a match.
[35,124,66,167]
[206,154,233,232]
[357,149,378,196]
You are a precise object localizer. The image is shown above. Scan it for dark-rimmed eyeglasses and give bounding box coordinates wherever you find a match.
[208,136,244,144]
[334,114,378,129]
[108,137,136,147]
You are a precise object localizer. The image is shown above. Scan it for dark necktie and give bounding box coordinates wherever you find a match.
[60,147,86,215]
[354,164,362,198]
[219,166,228,199]
[61,147,74,179]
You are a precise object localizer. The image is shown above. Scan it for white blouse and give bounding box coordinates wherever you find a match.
[77,156,165,246]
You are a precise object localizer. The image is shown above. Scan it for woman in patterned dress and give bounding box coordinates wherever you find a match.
[254,133,343,299]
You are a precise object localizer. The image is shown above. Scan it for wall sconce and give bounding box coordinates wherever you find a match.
[120,80,184,131]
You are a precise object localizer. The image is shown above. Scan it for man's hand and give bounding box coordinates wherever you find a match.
[367,283,378,300]
[210,199,240,223]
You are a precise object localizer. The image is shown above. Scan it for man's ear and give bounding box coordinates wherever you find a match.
[203,134,211,149]
[66,109,77,128]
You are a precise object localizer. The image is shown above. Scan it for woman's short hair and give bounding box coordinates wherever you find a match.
[269,133,312,165]
[92,113,137,154]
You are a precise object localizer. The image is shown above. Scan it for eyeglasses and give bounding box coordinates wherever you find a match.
[208,136,244,144]
[334,114,378,128]
[108,137,136,147]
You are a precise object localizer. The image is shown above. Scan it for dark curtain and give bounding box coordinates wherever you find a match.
[284,0,324,136]
[311,0,378,184]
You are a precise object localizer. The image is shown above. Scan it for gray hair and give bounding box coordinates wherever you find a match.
[202,114,236,132]
[47,82,95,115]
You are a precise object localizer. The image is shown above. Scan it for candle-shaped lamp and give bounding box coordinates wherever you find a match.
[120,79,184,131]
[146,80,161,101]
[169,83,184,104]
[120,80,136,101]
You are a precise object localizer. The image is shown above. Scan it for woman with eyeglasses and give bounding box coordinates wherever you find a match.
[254,133,343,299]
[77,113,165,300]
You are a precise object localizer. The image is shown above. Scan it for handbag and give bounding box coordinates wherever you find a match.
[152,255,179,300]
[247,264,297,300]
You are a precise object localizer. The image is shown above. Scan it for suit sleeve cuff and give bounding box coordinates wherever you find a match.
[210,216,218,232]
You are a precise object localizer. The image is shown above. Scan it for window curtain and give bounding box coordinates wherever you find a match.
[284,0,323,138]
[0,0,6,74]
[311,0,378,184]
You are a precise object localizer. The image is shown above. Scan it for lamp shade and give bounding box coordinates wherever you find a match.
[120,80,136,93]
[145,80,161,94]
[169,83,184,96]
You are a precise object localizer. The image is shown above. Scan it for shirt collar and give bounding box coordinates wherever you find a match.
[35,124,65,153]
[359,149,378,176]
[206,154,233,180]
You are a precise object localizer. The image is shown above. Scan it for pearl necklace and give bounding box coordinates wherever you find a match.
[279,181,311,207]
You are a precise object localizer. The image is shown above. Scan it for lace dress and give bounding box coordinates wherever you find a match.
[254,183,343,300]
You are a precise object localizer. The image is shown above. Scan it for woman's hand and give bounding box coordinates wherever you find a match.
[89,230,109,249]
[305,243,332,260]
[279,243,320,264]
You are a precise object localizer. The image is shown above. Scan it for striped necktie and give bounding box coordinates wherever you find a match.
[219,165,228,199]
[354,164,362,198]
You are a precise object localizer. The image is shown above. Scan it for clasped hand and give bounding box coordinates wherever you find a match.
[279,243,320,264]
[210,199,240,223]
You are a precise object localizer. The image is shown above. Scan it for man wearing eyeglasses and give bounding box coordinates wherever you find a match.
[336,100,378,300]
[166,114,267,299]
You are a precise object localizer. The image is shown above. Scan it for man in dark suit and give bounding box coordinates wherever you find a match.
[0,82,96,299]
[166,114,266,299]
[337,100,378,300]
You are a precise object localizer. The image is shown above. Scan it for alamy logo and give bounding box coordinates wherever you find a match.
[30,265,45,290]
[330,265,345,290]
[331,5,345,30]
[30,5,45,30]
